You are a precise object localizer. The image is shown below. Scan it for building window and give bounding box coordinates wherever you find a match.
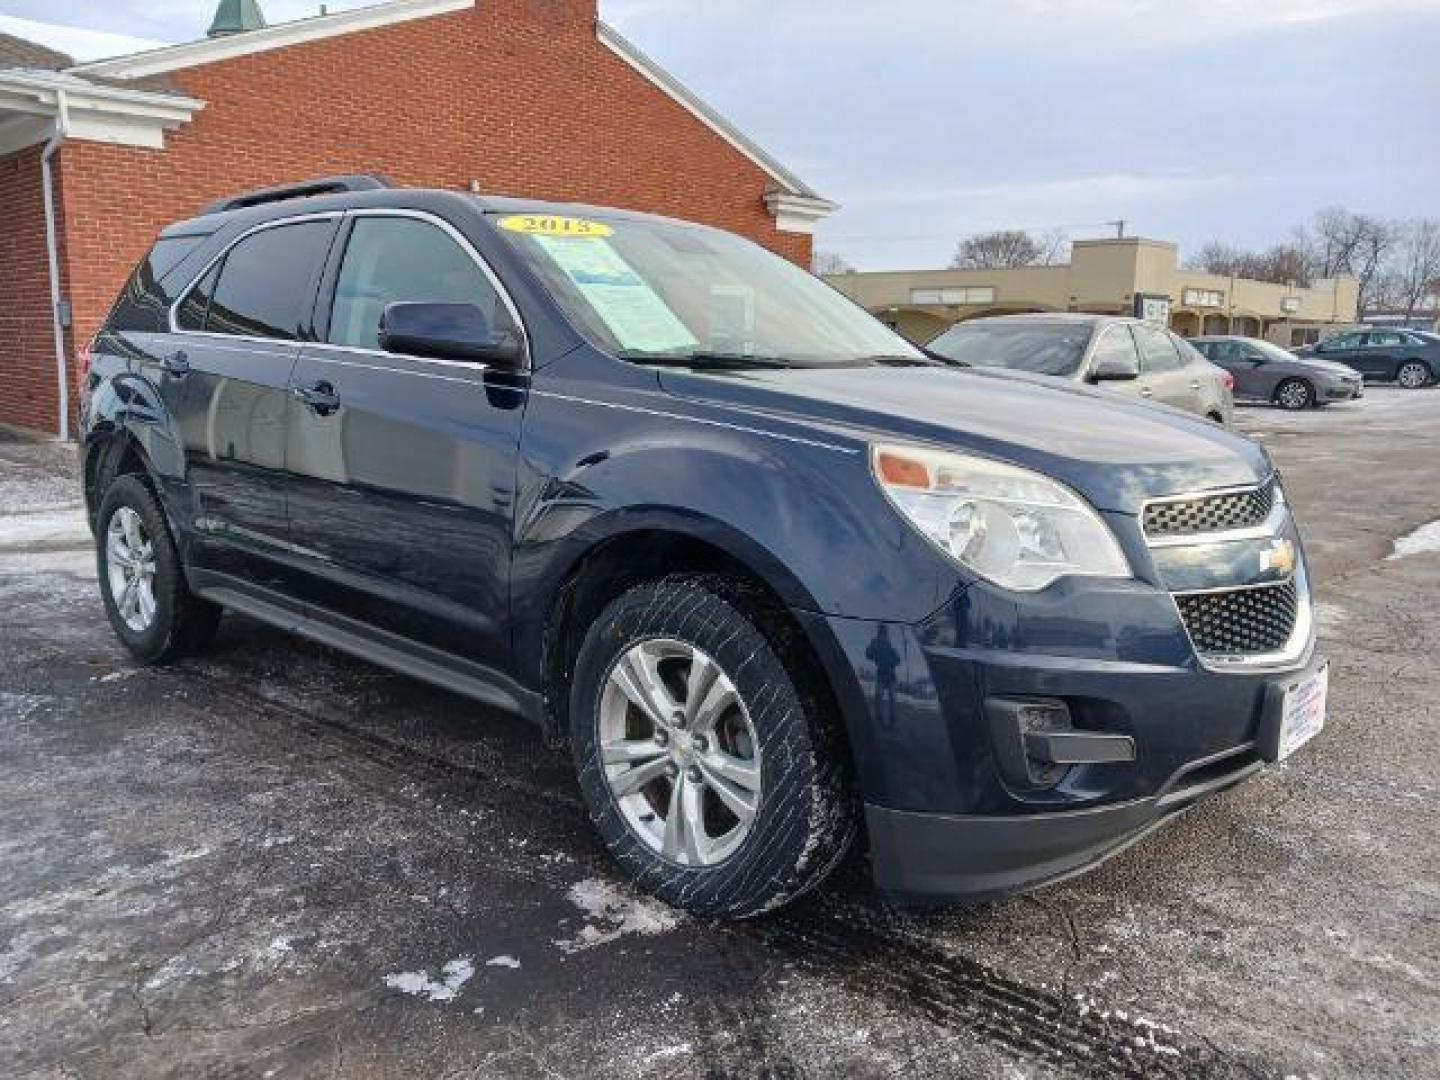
[910,286,996,305]
[1181,287,1225,309]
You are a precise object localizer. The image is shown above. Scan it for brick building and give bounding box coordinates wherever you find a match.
[0,0,835,436]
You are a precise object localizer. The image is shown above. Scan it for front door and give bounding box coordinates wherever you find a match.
[1315,330,1366,376]
[282,211,527,674]
[166,216,339,588]
[1132,323,1199,412]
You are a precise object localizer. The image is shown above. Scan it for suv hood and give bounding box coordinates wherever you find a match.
[659,365,1270,515]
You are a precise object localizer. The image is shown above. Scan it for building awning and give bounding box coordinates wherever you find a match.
[0,67,202,155]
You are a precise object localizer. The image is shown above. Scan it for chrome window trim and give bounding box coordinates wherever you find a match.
[166,207,532,373]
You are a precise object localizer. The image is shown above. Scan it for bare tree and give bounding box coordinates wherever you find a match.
[1385,218,1440,319]
[951,229,1045,269]
[1299,206,1394,311]
[1186,241,1247,276]
[811,250,855,276]
[1185,241,1311,286]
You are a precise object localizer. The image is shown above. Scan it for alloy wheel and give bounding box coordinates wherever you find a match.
[1278,381,1312,410]
[106,507,158,633]
[1397,362,1429,389]
[598,638,762,867]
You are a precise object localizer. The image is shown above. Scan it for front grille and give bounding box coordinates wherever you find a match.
[1143,479,1275,539]
[1175,580,1298,655]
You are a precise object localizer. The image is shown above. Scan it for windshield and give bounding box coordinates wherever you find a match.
[493,212,924,368]
[927,321,1093,376]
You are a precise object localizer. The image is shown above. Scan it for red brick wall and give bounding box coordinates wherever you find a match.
[0,146,66,433]
[26,0,811,434]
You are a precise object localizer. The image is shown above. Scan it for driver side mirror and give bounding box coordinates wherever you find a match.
[379,302,524,369]
[1087,357,1139,382]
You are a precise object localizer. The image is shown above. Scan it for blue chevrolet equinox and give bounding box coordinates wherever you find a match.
[80,176,1329,917]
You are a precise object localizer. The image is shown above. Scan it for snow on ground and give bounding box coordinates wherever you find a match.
[553,878,683,954]
[382,957,475,1003]
[1388,520,1440,560]
[0,506,90,551]
[485,954,520,969]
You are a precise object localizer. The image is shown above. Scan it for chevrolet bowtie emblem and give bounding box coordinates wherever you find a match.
[1260,537,1297,576]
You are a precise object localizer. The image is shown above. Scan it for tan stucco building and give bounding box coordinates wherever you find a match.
[826,238,1359,347]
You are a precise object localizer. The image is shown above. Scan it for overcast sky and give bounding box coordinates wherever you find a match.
[4,0,1437,269]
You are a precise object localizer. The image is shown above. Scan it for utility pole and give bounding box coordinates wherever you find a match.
[1106,219,1126,239]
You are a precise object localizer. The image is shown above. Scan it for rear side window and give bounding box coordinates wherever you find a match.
[1134,324,1183,373]
[327,216,508,350]
[1090,325,1141,370]
[179,220,334,340]
[105,236,207,333]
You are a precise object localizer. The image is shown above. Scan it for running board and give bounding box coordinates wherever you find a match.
[191,572,543,725]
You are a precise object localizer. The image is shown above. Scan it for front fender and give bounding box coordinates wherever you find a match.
[511,354,962,680]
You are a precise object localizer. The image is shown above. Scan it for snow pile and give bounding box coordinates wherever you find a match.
[383,956,475,1002]
[1388,520,1440,560]
[553,878,682,954]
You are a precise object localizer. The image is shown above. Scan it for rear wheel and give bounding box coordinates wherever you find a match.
[570,574,854,918]
[1397,361,1431,389]
[1274,378,1315,410]
[97,475,222,663]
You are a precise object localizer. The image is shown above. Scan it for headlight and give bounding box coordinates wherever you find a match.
[871,444,1131,592]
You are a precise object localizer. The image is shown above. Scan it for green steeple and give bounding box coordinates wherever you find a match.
[207,0,267,38]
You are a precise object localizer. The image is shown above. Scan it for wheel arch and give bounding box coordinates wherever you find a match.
[532,519,864,779]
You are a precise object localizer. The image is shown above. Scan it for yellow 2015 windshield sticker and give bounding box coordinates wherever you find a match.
[498,214,613,238]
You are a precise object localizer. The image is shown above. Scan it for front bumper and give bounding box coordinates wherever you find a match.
[796,575,1323,903]
[1321,378,1363,401]
[865,743,1261,901]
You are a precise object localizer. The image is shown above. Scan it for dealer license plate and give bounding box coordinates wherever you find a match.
[1278,663,1328,760]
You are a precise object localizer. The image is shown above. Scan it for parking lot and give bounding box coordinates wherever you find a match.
[2,389,1437,1079]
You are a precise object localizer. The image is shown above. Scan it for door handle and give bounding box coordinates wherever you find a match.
[163,350,190,376]
[292,381,341,415]
[1189,380,1203,390]
[1140,386,1154,397]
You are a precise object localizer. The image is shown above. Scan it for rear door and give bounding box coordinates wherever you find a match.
[1132,323,1198,412]
[282,210,528,674]
[167,215,339,588]
[1358,330,1405,379]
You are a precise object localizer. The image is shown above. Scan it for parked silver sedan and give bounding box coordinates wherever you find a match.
[926,314,1234,423]
[1191,336,1363,409]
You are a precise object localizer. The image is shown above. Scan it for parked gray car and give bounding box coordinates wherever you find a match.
[926,314,1234,423]
[1293,328,1440,389]
[1192,336,1363,410]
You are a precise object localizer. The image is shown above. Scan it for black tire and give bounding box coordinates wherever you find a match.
[1274,378,1315,411]
[1396,361,1431,390]
[97,475,222,663]
[570,574,855,918]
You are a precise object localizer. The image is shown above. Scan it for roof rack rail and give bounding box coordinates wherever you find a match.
[200,174,392,216]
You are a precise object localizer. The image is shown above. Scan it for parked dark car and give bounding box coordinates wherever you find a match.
[1191,335,1363,409]
[80,177,1327,917]
[1294,328,1439,388]
[926,313,1234,424]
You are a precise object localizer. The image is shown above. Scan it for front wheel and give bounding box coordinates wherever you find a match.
[1275,378,1315,410]
[570,575,854,918]
[1397,361,1431,389]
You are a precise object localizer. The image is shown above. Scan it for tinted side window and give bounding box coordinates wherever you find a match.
[327,216,507,350]
[1321,332,1361,351]
[1365,331,1402,347]
[203,221,334,340]
[176,261,221,332]
[1090,325,1141,371]
[1135,324,1183,372]
[106,237,207,333]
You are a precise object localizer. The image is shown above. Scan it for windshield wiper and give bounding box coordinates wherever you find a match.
[859,352,953,368]
[620,351,793,370]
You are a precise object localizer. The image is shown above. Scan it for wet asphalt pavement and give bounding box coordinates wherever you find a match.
[1,388,1437,1079]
